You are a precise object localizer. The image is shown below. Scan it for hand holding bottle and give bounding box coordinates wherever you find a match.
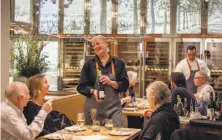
[93,89,104,103]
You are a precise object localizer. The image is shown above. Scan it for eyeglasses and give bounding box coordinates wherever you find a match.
[187,54,196,56]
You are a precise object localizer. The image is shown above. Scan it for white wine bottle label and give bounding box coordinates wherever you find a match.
[99,91,105,98]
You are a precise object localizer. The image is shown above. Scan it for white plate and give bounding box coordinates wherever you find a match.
[123,108,138,111]
[109,130,131,136]
[64,125,86,132]
[44,134,64,139]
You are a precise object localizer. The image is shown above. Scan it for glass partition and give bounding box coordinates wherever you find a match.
[14,0,31,23]
[117,41,142,97]
[63,0,85,34]
[205,39,222,94]
[176,0,201,34]
[208,1,222,34]
[118,0,140,34]
[39,0,59,34]
[146,0,170,34]
[90,0,112,34]
[42,42,59,91]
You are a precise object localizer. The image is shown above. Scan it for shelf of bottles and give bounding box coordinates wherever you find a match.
[206,42,222,94]
[145,42,170,88]
[117,41,142,97]
[62,38,84,92]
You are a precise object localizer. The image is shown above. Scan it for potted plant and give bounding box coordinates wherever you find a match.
[10,33,49,80]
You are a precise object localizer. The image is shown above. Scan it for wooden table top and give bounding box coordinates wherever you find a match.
[37,125,141,140]
[122,109,146,117]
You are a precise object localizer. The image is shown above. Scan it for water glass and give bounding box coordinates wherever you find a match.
[105,119,113,132]
[77,113,85,126]
[92,120,100,134]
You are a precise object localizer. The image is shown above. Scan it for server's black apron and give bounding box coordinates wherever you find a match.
[84,60,122,126]
[186,59,200,93]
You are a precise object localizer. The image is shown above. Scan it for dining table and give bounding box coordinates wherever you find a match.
[36,125,142,140]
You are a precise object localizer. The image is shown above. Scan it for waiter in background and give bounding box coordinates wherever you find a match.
[175,45,210,93]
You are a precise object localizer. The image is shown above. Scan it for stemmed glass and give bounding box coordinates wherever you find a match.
[90,108,97,121]
[77,113,85,126]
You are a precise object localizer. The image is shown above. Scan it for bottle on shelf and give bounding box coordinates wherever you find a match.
[96,70,105,100]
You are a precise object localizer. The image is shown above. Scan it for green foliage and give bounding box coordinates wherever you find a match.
[11,35,49,78]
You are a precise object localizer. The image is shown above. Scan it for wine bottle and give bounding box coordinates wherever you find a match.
[97,70,105,100]
[183,98,189,117]
[176,95,183,116]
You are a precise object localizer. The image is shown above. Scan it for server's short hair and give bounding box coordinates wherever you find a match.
[187,45,196,51]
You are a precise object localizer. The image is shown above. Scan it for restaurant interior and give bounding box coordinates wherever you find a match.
[1,0,222,140]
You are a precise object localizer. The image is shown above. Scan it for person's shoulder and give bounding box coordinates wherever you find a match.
[23,101,39,111]
[196,58,206,64]
[85,56,95,64]
[176,59,186,67]
[111,56,125,64]
[1,102,17,119]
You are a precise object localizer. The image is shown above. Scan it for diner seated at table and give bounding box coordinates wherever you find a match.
[1,82,52,140]
[170,72,196,112]
[194,71,215,115]
[139,81,180,140]
[23,74,74,138]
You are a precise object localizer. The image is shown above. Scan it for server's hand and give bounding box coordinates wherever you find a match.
[93,90,104,103]
[100,75,112,85]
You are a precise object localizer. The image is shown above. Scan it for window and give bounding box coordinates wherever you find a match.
[63,0,84,34]
[208,1,222,33]
[147,0,170,34]
[90,0,112,34]
[39,0,59,34]
[118,0,140,34]
[14,0,31,23]
[176,0,201,34]
[42,42,59,91]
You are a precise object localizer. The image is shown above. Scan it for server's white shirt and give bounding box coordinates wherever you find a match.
[175,58,210,80]
[1,99,48,140]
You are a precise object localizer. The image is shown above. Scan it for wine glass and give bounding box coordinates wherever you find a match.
[77,113,85,126]
[92,120,100,134]
[90,108,97,121]
[105,119,113,132]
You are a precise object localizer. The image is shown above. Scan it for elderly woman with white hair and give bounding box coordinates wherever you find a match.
[194,70,215,115]
[139,81,179,140]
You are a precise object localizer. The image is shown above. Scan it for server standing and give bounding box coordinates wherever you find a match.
[77,35,129,126]
[175,45,210,93]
